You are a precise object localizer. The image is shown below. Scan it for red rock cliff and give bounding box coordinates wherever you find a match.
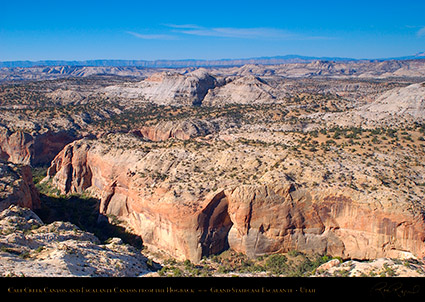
[0,127,76,165]
[0,161,40,211]
[44,139,425,262]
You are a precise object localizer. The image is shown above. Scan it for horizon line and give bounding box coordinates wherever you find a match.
[1,52,424,67]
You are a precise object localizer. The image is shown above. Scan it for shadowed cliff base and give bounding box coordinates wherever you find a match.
[33,174,144,250]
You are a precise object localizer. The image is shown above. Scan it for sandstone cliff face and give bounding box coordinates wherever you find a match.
[0,126,77,165]
[44,137,425,262]
[226,185,425,260]
[0,128,33,165]
[0,160,40,211]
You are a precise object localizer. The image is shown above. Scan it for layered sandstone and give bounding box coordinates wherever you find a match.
[226,184,425,260]
[0,160,40,211]
[0,128,33,165]
[104,68,218,105]
[43,135,425,262]
[0,126,77,165]
[203,76,278,105]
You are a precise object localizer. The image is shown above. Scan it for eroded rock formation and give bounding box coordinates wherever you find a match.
[104,68,219,105]
[0,205,151,277]
[0,126,77,165]
[0,160,40,211]
[321,82,425,127]
[0,128,33,165]
[203,75,278,105]
[135,119,218,141]
[44,138,425,262]
[226,185,425,260]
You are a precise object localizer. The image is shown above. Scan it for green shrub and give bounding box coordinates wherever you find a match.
[265,254,288,275]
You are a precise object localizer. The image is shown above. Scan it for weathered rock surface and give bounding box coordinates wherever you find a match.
[320,82,425,127]
[203,76,279,105]
[136,119,218,141]
[0,205,151,277]
[104,68,218,105]
[0,128,33,165]
[315,258,425,277]
[0,160,40,211]
[43,136,425,262]
[226,185,425,260]
[0,126,77,165]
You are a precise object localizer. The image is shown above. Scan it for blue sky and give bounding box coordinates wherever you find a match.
[1,0,424,61]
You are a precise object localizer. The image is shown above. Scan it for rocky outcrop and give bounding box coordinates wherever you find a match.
[104,71,289,106]
[203,76,278,105]
[0,160,40,211]
[135,119,218,141]
[0,205,151,277]
[0,128,33,165]
[0,126,77,165]
[315,258,425,277]
[104,68,218,105]
[226,185,425,260]
[44,138,425,262]
[321,82,425,127]
[44,140,92,195]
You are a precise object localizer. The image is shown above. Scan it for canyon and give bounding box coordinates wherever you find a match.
[1,59,425,275]
[42,128,425,262]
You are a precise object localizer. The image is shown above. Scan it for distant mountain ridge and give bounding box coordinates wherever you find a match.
[1,52,424,68]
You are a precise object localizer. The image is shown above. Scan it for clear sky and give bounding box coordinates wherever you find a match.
[1,0,424,61]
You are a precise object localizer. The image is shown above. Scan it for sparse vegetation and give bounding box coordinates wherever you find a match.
[154,249,338,277]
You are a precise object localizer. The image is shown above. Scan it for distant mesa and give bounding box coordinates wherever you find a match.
[1,52,425,69]
[2,55,425,83]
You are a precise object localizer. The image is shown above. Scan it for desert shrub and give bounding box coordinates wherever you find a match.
[264,254,288,275]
